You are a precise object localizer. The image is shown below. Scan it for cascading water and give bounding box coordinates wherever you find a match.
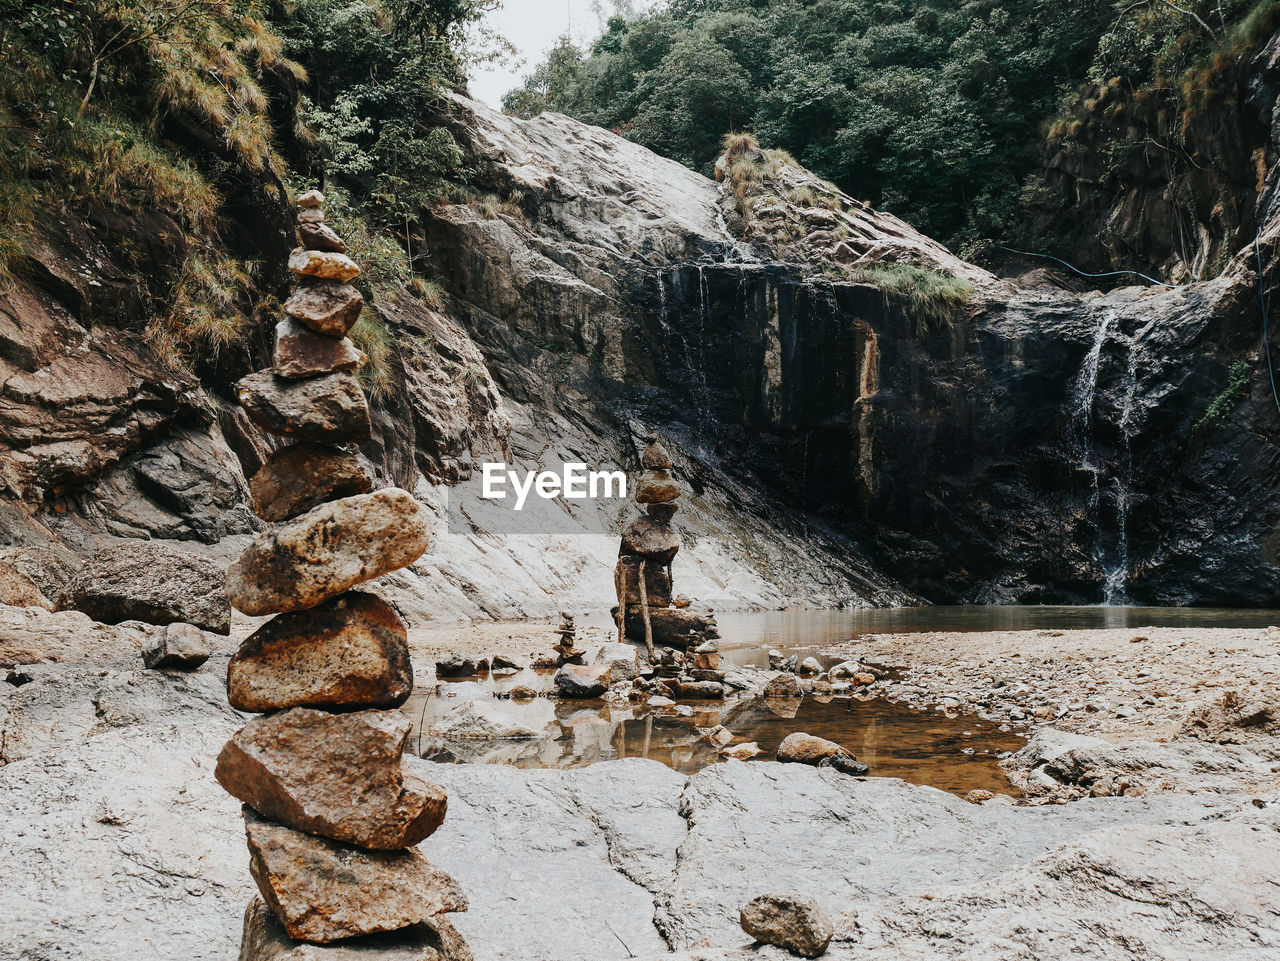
[1071,309,1142,606]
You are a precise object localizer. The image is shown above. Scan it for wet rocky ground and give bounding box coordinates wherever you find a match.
[3,607,1280,960]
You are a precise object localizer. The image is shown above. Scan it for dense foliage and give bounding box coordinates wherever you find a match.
[0,0,488,368]
[506,0,1279,258]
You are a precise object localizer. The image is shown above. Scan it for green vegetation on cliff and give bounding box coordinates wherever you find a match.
[507,0,1280,262]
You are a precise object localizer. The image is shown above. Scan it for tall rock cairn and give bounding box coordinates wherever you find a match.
[614,435,684,657]
[217,189,469,955]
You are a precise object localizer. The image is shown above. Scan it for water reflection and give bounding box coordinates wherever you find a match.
[403,669,1025,796]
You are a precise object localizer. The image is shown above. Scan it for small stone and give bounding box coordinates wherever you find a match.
[429,701,540,740]
[646,502,678,523]
[594,642,641,682]
[244,809,467,944]
[796,657,822,676]
[635,469,681,504]
[827,661,858,680]
[768,650,787,670]
[641,438,674,469]
[297,207,325,225]
[238,897,471,960]
[554,664,610,698]
[509,685,538,700]
[763,673,804,698]
[297,189,325,208]
[721,741,761,760]
[290,247,360,283]
[672,593,691,608]
[217,709,447,849]
[284,282,364,337]
[227,489,429,616]
[142,623,212,670]
[671,680,725,700]
[703,724,734,747]
[228,592,412,712]
[777,732,867,775]
[740,893,833,958]
[435,655,487,678]
[274,317,365,379]
[619,514,680,565]
[237,370,371,444]
[299,222,348,254]
[490,654,527,673]
[647,695,675,708]
[853,672,876,686]
[964,789,998,804]
[250,444,374,522]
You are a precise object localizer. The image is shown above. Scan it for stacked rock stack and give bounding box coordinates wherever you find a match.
[612,434,719,658]
[552,611,584,665]
[217,189,469,957]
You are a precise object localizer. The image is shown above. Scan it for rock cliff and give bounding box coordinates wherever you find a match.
[5,56,1280,612]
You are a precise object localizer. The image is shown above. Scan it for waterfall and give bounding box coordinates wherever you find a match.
[1071,309,1140,606]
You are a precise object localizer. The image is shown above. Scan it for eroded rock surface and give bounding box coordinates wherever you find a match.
[249,444,374,522]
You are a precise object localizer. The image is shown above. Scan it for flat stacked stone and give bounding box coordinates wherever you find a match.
[221,190,468,956]
[611,434,719,671]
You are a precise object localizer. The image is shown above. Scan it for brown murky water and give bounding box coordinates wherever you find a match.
[404,667,1026,797]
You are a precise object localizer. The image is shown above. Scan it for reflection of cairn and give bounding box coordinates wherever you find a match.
[552,610,584,665]
[217,189,468,954]
[612,434,718,659]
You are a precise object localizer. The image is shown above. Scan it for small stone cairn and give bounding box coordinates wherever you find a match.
[612,435,720,688]
[216,189,469,956]
[552,610,584,665]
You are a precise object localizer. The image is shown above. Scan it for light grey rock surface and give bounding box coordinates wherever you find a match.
[0,662,1272,961]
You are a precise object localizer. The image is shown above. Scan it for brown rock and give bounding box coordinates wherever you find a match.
[237,371,371,444]
[284,282,364,337]
[614,556,672,607]
[740,893,833,958]
[619,514,680,565]
[289,248,361,283]
[297,208,325,225]
[244,809,467,944]
[297,189,325,208]
[620,605,716,645]
[274,318,365,379]
[635,469,681,504]
[250,444,374,522]
[777,732,847,765]
[228,592,412,711]
[763,673,804,698]
[217,708,447,849]
[646,502,678,523]
[0,562,51,610]
[641,438,673,469]
[299,222,348,254]
[238,897,472,960]
[227,489,429,616]
[142,622,212,670]
[55,541,231,634]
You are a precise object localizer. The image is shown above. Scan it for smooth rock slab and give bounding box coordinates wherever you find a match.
[740,894,833,958]
[237,371,371,444]
[250,444,374,523]
[217,709,447,849]
[227,489,429,616]
[285,282,364,337]
[274,318,366,379]
[289,248,361,283]
[227,592,413,711]
[142,622,212,670]
[55,541,230,634]
[245,809,467,944]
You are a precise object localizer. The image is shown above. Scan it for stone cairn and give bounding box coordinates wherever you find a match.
[552,610,584,665]
[216,189,469,956]
[612,434,719,670]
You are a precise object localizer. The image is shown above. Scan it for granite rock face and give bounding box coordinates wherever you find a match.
[55,541,231,634]
[226,490,429,616]
[217,710,447,849]
[245,809,468,944]
[227,592,413,712]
